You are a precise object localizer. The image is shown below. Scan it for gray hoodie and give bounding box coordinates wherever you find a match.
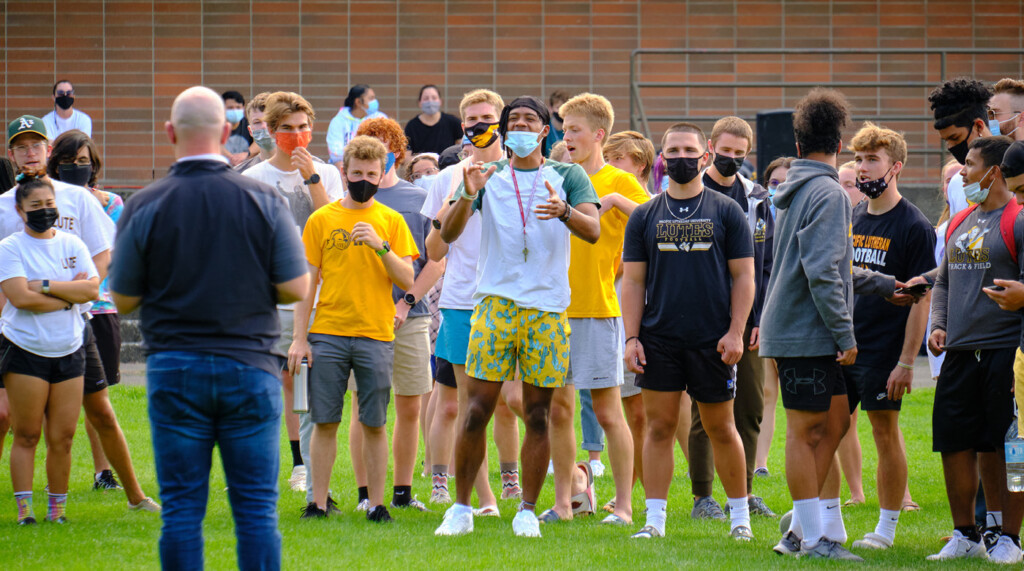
[760,159,857,357]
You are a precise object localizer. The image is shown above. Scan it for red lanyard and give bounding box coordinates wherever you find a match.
[510,166,543,261]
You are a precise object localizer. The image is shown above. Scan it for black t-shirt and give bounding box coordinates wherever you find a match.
[405,113,463,154]
[623,189,754,348]
[702,172,747,213]
[850,197,936,368]
[226,117,253,155]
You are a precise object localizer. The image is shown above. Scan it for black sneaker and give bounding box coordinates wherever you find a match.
[300,502,328,519]
[367,505,393,523]
[983,526,1002,551]
[326,496,342,516]
[18,517,36,526]
[93,470,122,491]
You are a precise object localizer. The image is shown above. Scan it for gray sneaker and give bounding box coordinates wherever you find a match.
[773,531,802,556]
[730,525,754,541]
[801,538,865,561]
[748,495,777,518]
[691,496,726,520]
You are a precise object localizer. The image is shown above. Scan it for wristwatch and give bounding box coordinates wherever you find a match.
[432,218,442,230]
[42,279,50,294]
[375,241,391,257]
[403,293,417,307]
[303,173,321,185]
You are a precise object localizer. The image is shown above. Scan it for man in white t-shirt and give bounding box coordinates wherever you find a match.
[242,92,343,501]
[434,96,601,538]
[42,80,93,139]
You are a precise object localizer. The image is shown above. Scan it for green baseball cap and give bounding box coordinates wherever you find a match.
[7,115,48,146]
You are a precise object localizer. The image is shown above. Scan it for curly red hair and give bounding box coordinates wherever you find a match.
[356,117,408,164]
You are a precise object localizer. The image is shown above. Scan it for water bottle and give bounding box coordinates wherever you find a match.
[1005,418,1024,492]
[293,360,309,414]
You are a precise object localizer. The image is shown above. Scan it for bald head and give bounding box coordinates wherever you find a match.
[166,86,230,157]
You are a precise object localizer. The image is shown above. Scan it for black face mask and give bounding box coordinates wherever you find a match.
[58,163,92,187]
[855,164,895,199]
[464,121,499,149]
[665,156,702,185]
[25,207,59,233]
[713,154,744,178]
[948,137,970,165]
[55,95,74,110]
[347,179,378,203]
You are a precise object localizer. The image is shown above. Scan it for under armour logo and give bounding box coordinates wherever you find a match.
[783,368,827,395]
[19,117,33,129]
[680,207,689,213]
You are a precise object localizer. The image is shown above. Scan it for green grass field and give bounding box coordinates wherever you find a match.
[0,384,998,569]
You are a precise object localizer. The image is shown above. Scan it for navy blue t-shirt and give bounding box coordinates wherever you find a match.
[110,159,307,376]
[850,197,936,368]
[623,188,754,348]
[374,179,432,318]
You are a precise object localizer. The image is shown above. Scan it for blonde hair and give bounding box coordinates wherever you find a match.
[558,93,614,143]
[838,160,856,172]
[342,135,388,172]
[710,116,753,152]
[603,130,655,182]
[849,122,908,167]
[549,141,570,162]
[245,92,271,122]
[263,91,316,131]
[994,78,1024,97]
[459,89,504,121]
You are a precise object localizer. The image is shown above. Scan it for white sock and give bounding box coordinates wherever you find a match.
[795,498,821,549]
[988,511,1003,528]
[727,497,750,530]
[452,503,473,517]
[874,508,900,543]
[788,503,803,537]
[820,497,846,543]
[645,499,668,535]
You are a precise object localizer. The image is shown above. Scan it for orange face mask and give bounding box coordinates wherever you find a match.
[275,131,312,156]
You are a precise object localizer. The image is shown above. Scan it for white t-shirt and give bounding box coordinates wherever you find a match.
[0,179,115,256]
[420,157,482,311]
[243,159,343,310]
[467,158,599,313]
[42,109,93,139]
[0,231,98,357]
[947,175,969,218]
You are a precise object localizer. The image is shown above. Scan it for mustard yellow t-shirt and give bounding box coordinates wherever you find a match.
[567,164,650,318]
[303,200,419,342]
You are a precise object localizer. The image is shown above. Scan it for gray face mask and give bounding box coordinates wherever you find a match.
[420,101,441,115]
[252,128,275,152]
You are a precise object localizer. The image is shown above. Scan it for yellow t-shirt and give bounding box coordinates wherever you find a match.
[303,200,419,342]
[567,164,650,318]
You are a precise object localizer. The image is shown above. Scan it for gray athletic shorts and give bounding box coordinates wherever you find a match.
[620,370,641,397]
[565,317,624,390]
[308,333,393,427]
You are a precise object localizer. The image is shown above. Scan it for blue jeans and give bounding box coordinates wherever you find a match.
[579,389,605,452]
[147,351,283,571]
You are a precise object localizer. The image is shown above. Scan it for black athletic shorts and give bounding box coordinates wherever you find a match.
[435,356,456,389]
[844,363,901,413]
[635,336,736,403]
[933,348,1015,454]
[83,321,109,394]
[89,313,121,386]
[776,355,847,412]
[0,335,86,384]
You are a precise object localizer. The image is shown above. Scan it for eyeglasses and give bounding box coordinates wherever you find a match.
[11,142,46,154]
[768,179,783,190]
[55,90,74,97]
[410,168,439,181]
[988,108,1023,120]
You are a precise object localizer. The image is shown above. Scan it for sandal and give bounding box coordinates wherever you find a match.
[601,513,632,526]
[473,505,500,518]
[842,498,865,508]
[570,461,596,515]
[902,500,921,512]
[603,497,616,513]
[537,508,563,524]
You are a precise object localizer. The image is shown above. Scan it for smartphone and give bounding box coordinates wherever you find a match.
[895,283,932,296]
[988,285,1007,292]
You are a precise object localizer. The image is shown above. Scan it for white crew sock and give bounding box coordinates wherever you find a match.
[645,499,668,535]
[820,497,846,543]
[874,508,900,543]
[795,498,821,549]
[452,503,473,517]
[788,503,803,536]
[988,511,1004,528]
[727,497,750,531]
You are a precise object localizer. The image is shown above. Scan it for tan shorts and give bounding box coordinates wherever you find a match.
[348,315,432,396]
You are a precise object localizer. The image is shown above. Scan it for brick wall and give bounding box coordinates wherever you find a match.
[2,0,1022,212]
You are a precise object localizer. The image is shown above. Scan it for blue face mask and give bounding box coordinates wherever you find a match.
[385,151,396,173]
[226,109,245,124]
[990,117,1019,138]
[504,131,542,158]
[366,99,380,115]
[963,166,994,204]
[413,173,438,190]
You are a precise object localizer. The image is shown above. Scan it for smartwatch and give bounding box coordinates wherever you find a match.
[403,293,417,307]
[432,218,442,230]
[42,279,50,294]
[303,173,321,186]
[375,241,391,257]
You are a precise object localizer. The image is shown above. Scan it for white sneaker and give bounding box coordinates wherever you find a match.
[589,459,606,478]
[926,530,988,561]
[989,535,1023,564]
[355,498,370,512]
[547,460,554,475]
[851,532,892,550]
[288,465,307,492]
[128,497,162,513]
[434,506,473,536]
[512,510,541,538]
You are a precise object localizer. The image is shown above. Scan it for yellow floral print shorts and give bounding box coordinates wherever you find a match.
[466,296,569,388]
